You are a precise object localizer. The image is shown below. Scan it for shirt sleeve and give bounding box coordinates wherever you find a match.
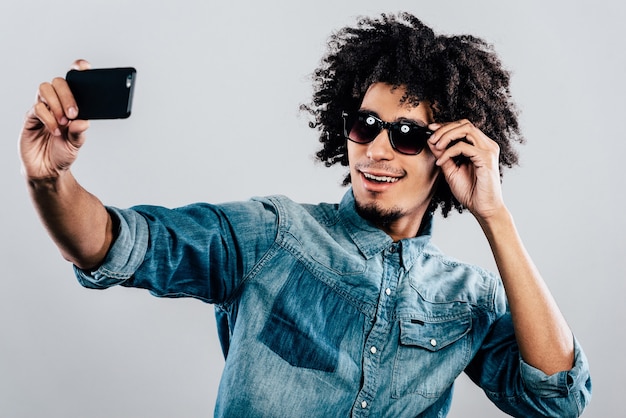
[73,199,278,305]
[74,206,149,288]
[519,337,590,400]
[466,306,592,418]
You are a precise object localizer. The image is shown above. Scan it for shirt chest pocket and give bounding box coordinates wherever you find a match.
[392,314,472,399]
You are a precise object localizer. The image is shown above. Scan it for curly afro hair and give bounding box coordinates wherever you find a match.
[303,12,524,217]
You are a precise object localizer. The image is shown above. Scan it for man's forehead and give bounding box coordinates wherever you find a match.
[360,83,433,122]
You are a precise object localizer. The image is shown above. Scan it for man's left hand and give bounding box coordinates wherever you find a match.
[427,120,505,221]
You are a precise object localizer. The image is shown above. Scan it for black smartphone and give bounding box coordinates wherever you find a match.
[65,67,137,120]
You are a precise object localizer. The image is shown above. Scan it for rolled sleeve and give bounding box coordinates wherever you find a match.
[74,206,149,289]
[518,336,592,412]
[468,304,592,417]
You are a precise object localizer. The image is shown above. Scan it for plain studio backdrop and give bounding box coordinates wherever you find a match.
[1,0,623,417]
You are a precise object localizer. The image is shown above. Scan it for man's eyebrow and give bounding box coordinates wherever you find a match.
[359,107,428,127]
[358,107,380,118]
[396,115,429,127]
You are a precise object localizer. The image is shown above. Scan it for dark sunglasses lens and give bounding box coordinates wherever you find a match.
[347,114,381,144]
[390,124,431,154]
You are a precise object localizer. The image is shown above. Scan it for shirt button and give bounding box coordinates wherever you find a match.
[370,346,377,354]
[430,339,437,347]
[361,401,368,409]
[385,288,391,296]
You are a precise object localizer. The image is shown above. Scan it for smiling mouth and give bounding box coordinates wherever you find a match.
[362,172,400,183]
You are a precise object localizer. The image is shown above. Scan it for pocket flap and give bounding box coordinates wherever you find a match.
[399,316,471,352]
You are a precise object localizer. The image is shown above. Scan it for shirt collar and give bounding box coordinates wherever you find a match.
[338,189,433,262]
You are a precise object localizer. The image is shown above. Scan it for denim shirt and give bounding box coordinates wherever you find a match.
[75,191,591,418]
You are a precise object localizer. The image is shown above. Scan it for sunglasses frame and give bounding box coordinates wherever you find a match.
[341,110,433,155]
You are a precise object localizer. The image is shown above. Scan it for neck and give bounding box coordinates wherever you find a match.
[379,212,429,241]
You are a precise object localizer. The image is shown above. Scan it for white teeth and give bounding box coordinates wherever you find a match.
[363,173,399,183]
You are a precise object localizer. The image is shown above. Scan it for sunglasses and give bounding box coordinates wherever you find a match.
[342,110,433,155]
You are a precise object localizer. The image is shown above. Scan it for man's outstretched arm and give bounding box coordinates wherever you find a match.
[20,60,114,269]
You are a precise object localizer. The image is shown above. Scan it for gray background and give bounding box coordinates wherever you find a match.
[1,0,623,417]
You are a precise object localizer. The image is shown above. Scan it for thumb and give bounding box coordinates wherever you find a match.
[66,119,90,148]
[428,123,442,130]
[70,59,92,71]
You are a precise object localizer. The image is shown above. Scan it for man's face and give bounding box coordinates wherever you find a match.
[348,83,440,239]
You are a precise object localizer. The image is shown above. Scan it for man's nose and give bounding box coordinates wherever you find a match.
[366,129,395,161]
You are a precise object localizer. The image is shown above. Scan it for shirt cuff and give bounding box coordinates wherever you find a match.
[519,336,591,398]
[74,207,149,289]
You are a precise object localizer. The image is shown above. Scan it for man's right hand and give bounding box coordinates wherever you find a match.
[19,59,116,270]
[19,60,91,181]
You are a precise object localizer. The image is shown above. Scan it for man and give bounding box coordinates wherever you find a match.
[20,12,590,418]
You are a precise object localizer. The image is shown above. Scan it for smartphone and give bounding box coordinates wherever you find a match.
[65,67,137,120]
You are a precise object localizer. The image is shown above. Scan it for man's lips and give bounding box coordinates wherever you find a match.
[361,172,401,183]
[358,169,405,193]
[355,163,405,190]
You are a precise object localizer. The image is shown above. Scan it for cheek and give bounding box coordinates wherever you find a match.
[413,153,440,182]
[426,164,441,183]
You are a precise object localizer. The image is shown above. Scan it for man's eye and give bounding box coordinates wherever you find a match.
[365,116,376,126]
[400,124,411,134]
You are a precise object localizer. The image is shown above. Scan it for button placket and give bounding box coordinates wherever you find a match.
[354,245,402,417]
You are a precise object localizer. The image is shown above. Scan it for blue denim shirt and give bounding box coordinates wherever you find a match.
[75,190,591,417]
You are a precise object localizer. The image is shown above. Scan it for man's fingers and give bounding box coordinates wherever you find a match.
[51,77,79,121]
[37,82,67,126]
[436,139,499,172]
[428,120,472,150]
[429,120,498,155]
[435,141,475,167]
[427,120,500,170]
[31,101,61,137]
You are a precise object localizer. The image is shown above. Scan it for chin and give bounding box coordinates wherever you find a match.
[354,199,405,227]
